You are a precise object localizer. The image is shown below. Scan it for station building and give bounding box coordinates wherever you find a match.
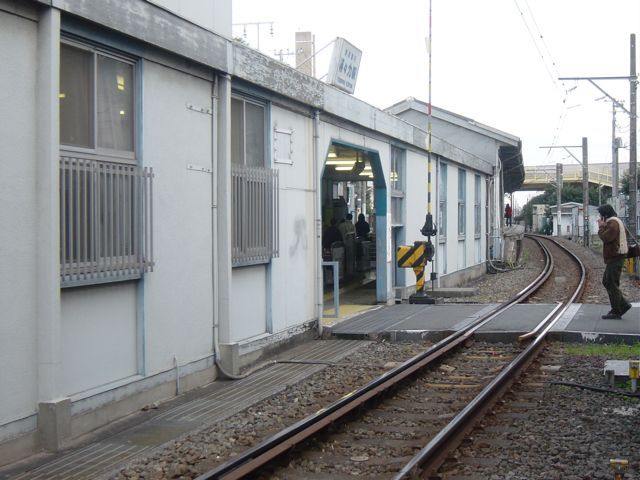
[0,0,523,463]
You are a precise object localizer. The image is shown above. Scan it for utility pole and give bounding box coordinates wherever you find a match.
[612,103,619,199]
[539,142,589,245]
[556,163,562,236]
[582,137,590,246]
[558,34,638,266]
[232,21,274,51]
[629,34,637,244]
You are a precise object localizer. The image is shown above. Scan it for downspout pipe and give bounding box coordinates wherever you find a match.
[212,73,240,379]
[313,110,323,336]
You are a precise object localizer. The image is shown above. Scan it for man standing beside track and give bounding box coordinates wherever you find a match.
[596,204,632,320]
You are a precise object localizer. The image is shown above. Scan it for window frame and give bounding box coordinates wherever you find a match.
[60,38,137,165]
[59,39,152,288]
[231,94,269,168]
[390,145,406,227]
[230,92,279,267]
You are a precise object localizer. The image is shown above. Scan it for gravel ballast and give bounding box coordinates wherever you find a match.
[108,239,640,480]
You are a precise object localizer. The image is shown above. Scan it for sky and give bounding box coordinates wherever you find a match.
[232,0,639,208]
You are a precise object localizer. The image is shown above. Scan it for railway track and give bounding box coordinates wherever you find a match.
[196,235,586,480]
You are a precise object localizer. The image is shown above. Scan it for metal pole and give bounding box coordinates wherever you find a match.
[582,137,589,247]
[556,163,562,237]
[612,103,619,198]
[629,34,637,243]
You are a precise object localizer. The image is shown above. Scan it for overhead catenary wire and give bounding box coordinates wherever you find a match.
[513,0,576,164]
[512,0,562,92]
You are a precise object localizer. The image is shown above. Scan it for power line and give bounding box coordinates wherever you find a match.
[512,0,561,92]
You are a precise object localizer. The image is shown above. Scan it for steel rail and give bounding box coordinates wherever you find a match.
[394,234,587,479]
[195,236,554,480]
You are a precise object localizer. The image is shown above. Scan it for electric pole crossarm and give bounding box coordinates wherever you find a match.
[587,80,631,115]
[558,76,634,115]
[539,145,582,164]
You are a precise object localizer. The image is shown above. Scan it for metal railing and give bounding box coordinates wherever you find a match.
[231,164,279,266]
[60,156,154,287]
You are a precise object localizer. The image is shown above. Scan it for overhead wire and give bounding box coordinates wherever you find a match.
[513,0,573,164]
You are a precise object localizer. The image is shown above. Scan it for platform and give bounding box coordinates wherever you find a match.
[0,340,369,480]
[328,303,640,344]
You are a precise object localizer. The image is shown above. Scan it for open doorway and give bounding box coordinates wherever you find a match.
[321,141,387,319]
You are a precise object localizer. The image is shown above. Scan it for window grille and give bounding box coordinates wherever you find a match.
[231,164,279,266]
[439,162,447,241]
[60,156,154,287]
[474,174,481,236]
[458,169,466,236]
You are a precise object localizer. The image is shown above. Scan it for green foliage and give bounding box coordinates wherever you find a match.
[565,342,640,358]
[516,182,612,230]
[621,171,640,196]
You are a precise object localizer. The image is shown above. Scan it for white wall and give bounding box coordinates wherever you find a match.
[402,149,430,285]
[142,61,214,374]
[61,284,137,396]
[270,106,315,332]
[152,0,232,37]
[230,266,267,341]
[0,8,39,424]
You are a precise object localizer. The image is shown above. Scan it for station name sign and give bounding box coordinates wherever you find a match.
[327,37,362,94]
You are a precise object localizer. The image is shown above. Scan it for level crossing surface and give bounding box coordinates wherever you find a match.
[328,302,640,344]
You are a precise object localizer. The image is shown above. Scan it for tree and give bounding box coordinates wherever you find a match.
[620,171,640,196]
[515,182,610,230]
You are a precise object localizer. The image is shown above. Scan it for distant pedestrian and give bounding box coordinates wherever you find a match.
[596,204,631,319]
[504,203,513,226]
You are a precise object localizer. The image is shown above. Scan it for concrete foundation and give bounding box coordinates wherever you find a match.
[38,398,71,452]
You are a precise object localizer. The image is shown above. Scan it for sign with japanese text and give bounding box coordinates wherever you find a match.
[326,37,362,94]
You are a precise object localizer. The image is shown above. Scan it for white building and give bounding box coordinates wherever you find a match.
[550,202,600,239]
[0,0,523,464]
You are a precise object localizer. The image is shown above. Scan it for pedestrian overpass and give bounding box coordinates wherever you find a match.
[520,162,627,191]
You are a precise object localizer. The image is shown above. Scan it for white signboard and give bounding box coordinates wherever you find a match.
[326,37,362,94]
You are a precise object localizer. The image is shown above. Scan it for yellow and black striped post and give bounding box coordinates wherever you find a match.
[397,241,436,304]
[397,242,427,293]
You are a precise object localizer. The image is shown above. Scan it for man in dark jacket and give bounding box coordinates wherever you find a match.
[596,204,631,319]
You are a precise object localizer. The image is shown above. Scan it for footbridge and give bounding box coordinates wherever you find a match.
[521,162,628,191]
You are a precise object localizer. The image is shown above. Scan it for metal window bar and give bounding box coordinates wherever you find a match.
[231,164,279,266]
[59,156,154,287]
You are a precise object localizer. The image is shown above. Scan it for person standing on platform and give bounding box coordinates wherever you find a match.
[355,213,370,239]
[596,204,632,319]
[504,203,513,226]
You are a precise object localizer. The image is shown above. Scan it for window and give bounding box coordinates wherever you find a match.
[474,174,481,236]
[231,95,279,266]
[60,43,134,156]
[458,169,466,236]
[59,41,153,287]
[390,146,404,192]
[390,146,405,226]
[438,162,447,241]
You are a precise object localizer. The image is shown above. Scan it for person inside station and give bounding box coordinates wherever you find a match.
[504,203,513,226]
[322,217,342,251]
[355,213,370,239]
[338,213,356,240]
[338,213,356,277]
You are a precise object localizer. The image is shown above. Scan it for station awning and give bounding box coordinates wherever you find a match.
[500,141,525,193]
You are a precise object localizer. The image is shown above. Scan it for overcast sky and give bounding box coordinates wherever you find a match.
[233,0,639,204]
